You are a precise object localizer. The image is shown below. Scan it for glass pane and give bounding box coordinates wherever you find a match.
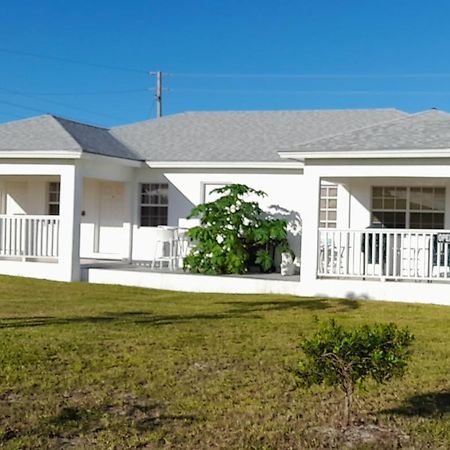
[327,199,337,209]
[395,198,407,209]
[372,198,383,209]
[435,188,445,210]
[327,211,337,221]
[383,187,396,198]
[384,198,395,209]
[410,188,422,210]
[422,190,433,210]
[320,188,327,197]
[48,204,59,216]
[320,199,326,208]
[372,187,383,196]
[320,211,326,220]
[328,187,337,197]
[371,212,382,225]
[433,213,445,229]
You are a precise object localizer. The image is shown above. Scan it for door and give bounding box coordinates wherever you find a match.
[98,182,125,255]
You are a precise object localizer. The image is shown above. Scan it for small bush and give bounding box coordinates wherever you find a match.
[292,319,414,427]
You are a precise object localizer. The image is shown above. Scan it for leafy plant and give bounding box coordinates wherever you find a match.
[292,319,414,427]
[183,184,291,274]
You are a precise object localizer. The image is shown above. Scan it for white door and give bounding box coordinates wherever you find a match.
[98,182,125,255]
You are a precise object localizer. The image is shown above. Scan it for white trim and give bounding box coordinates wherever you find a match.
[81,152,142,167]
[0,150,81,159]
[278,149,450,160]
[145,161,304,169]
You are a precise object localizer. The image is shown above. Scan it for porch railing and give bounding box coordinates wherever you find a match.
[0,215,60,259]
[318,228,450,281]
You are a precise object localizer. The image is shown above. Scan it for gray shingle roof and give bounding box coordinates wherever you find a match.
[55,116,140,160]
[0,115,139,160]
[287,109,450,153]
[0,115,80,152]
[111,109,407,162]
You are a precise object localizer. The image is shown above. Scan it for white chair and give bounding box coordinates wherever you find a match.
[151,228,177,270]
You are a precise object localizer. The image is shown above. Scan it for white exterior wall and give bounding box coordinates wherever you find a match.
[0,175,59,215]
[131,167,304,261]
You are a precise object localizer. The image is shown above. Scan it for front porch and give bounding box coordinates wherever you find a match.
[318,228,450,282]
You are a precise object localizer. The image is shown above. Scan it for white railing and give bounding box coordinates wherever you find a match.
[0,215,60,259]
[318,228,450,282]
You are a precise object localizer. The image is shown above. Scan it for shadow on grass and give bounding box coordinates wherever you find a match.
[383,391,450,417]
[46,400,199,436]
[216,297,359,314]
[0,297,358,329]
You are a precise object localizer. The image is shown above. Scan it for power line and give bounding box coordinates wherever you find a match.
[170,87,450,96]
[0,47,148,74]
[0,87,127,121]
[5,88,150,97]
[0,98,52,115]
[167,71,450,80]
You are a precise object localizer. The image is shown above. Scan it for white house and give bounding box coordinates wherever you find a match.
[3,108,450,304]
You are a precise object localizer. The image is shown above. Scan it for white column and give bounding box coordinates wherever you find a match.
[124,175,139,262]
[59,163,83,281]
[300,173,321,283]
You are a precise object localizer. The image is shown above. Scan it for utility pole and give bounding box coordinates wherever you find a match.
[156,71,162,118]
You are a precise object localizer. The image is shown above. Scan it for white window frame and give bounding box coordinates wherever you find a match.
[319,183,338,228]
[140,183,169,227]
[47,181,60,216]
[371,186,445,229]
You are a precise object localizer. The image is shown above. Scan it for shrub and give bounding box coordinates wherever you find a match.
[292,319,414,427]
[183,184,291,274]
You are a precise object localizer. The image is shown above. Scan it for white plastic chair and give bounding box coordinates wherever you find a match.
[151,228,177,270]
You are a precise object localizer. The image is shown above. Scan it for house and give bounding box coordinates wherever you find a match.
[2,108,450,304]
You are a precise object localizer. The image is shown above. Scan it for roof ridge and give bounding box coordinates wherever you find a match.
[111,108,408,130]
[52,115,110,131]
[47,116,85,151]
[281,111,415,151]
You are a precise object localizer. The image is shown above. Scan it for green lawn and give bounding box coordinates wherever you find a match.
[0,276,449,449]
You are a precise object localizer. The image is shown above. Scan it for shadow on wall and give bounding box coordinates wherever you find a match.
[166,178,196,226]
[265,204,302,257]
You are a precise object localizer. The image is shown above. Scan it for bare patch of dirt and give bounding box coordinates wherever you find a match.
[306,424,410,449]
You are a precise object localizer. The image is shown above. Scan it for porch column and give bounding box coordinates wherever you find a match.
[124,175,139,262]
[300,173,321,283]
[59,163,83,281]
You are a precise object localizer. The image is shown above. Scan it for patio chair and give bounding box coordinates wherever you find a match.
[151,228,178,271]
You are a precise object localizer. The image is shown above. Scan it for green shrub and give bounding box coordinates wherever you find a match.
[292,319,414,427]
[183,184,291,274]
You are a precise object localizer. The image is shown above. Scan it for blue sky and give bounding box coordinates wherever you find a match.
[2,0,450,126]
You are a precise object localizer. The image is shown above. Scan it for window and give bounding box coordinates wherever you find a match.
[371,186,445,229]
[48,182,60,215]
[140,183,168,226]
[319,184,338,228]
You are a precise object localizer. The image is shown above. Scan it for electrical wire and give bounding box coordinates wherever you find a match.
[0,47,148,74]
[169,88,450,96]
[0,87,128,121]
[166,71,450,79]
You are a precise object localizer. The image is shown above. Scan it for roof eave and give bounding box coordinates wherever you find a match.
[0,150,82,159]
[278,149,450,160]
[145,160,304,169]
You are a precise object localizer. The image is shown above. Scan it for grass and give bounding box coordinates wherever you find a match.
[0,276,449,448]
